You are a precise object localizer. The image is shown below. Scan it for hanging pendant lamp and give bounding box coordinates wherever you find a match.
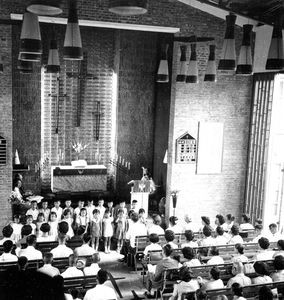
[204,45,217,82]
[186,43,198,83]
[18,54,33,74]
[236,24,253,75]
[156,44,169,83]
[47,38,60,73]
[176,45,187,82]
[266,14,284,70]
[109,0,148,16]
[27,0,63,16]
[20,12,42,55]
[63,0,83,60]
[218,14,237,71]
[19,52,41,62]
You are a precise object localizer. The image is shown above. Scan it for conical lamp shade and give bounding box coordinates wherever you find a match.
[218,14,236,71]
[266,15,284,70]
[27,0,63,16]
[236,24,253,75]
[176,45,187,82]
[109,0,148,16]
[63,0,83,60]
[204,45,217,82]
[47,39,60,73]
[186,43,198,83]
[20,12,42,55]
[157,44,169,83]
[19,52,41,62]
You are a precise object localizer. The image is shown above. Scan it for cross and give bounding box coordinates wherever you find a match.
[66,52,98,127]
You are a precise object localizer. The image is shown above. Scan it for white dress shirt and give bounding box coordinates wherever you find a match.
[0,252,18,262]
[205,279,224,290]
[61,266,84,278]
[148,224,165,236]
[26,208,39,221]
[83,263,100,276]
[126,221,147,248]
[200,236,216,247]
[18,245,43,260]
[215,235,228,246]
[50,244,73,258]
[37,235,56,242]
[38,264,60,277]
[228,235,244,245]
[240,223,254,231]
[254,250,275,261]
[74,244,96,256]
[170,280,200,300]
[51,207,63,221]
[207,256,224,265]
[143,243,163,256]
[83,283,117,300]
[181,241,198,248]
[227,273,252,288]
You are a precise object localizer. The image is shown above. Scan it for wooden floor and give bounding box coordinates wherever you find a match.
[99,251,145,300]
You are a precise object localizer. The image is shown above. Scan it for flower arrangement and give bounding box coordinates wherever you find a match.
[71,140,89,160]
[8,191,23,205]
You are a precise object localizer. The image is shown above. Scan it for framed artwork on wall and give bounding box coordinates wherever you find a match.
[175,132,197,164]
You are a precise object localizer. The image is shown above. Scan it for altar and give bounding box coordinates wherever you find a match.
[51,165,107,192]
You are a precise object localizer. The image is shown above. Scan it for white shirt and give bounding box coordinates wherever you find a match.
[228,235,244,245]
[232,254,248,264]
[74,244,96,256]
[170,280,199,300]
[83,283,117,300]
[168,241,178,249]
[143,243,163,256]
[166,225,183,234]
[227,273,252,288]
[51,207,63,221]
[240,223,254,231]
[26,208,39,221]
[181,241,198,248]
[207,256,224,265]
[84,263,100,276]
[61,266,84,278]
[184,259,201,267]
[215,235,228,246]
[37,235,56,242]
[38,264,60,277]
[200,236,216,247]
[96,206,106,218]
[126,221,147,248]
[252,275,273,284]
[148,224,165,236]
[265,231,284,243]
[50,244,73,258]
[205,279,224,290]
[86,205,95,220]
[254,250,275,261]
[18,245,43,260]
[74,206,84,217]
[0,252,18,262]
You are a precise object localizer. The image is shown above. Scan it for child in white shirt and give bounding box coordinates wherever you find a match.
[51,200,63,222]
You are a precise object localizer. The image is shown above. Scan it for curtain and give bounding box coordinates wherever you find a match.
[244,73,275,221]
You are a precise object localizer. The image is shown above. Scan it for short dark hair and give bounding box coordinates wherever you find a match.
[93,209,100,214]
[253,261,270,276]
[274,256,284,270]
[163,244,173,257]
[201,216,210,226]
[26,234,37,246]
[83,233,91,244]
[179,266,192,282]
[3,240,14,253]
[184,230,194,242]
[139,208,145,214]
[169,216,178,226]
[203,225,212,237]
[232,282,243,297]
[216,214,225,225]
[235,243,244,255]
[18,256,28,270]
[2,225,13,238]
[58,221,69,234]
[21,225,32,236]
[182,247,196,260]
[63,209,71,217]
[255,224,263,230]
[80,207,87,213]
[131,212,139,223]
[231,224,240,236]
[277,239,284,250]
[149,233,159,244]
[132,200,138,204]
[216,226,224,236]
[40,223,50,233]
[210,267,220,280]
[97,269,108,284]
[153,215,162,225]
[259,286,273,300]
[226,214,235,221]
[258,237,270,250]
[165,230,175,242]
[269,223,277,229]
[242,214,251,223]
[43,252,53,264]
[210,246,219,256]
[38,212,44,219]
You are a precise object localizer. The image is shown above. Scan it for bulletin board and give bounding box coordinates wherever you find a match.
[175,132,196,164]
[196,122,223,174]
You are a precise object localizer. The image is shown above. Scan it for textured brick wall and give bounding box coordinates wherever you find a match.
[0,25,13,229]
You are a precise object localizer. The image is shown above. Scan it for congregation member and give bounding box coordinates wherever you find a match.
[147,215,164,235]
[37,252,60,277]
[114,208,127,252]
[36,213,45,236]
[107,199,115,217]
[254,237,274,261]
[182,247,201,267]
[63,199,74,218]
[90,208,102,251]
[38,199,50,222]
[51,200,63,222]
[17,234,43,260]
[83,253,101,276]
[232,244,248,263]
[183,214,196,232]
[75,207,89,228]
[138,208,147,225]
[240,214,254,231]
[251,261,273,284]
[51,234,73,258]
[167,216,183,234]
[228,225,244,245]
[198,266,225,290]
[226,260,251,288]
[200,216,214,232]
[97,198,106,218]
[181,230,198,248]
[273,240,284,258]
[26,200,39,221]
[18,224,32,244]
[258,286,274,300]
[37,223,56,242]
[271,255,284,282]
[206,246,224,265]
[130,199,139,213]
[0,225,13,245]
[215,214,226,230]
[74,200,85,218]
[164,229,178,249]
[266,223,284,242]
[86,199,95,222]
[214,226,228,246]
[252,224,263,243]
[83,269,117,300]
[74,233,95,256]
[68,225,86,244]
[114,200,128,219]
[10,214,22,242]
[143,233,162,256]
[231,283,246,300]
[224,214,235,232]
[0,240,17,262]
[103,208,113,254]
[199,225,216,247]
[61,254,84,278]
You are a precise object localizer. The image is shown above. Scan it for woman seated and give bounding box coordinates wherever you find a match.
[207,247,224,265]
[199,225,216,247]
[254,237,274,261]
[183,247,201,267]
[181,230,198,249]
[232,244,248,263]
[251,261,273,284]
[228,225,244,245]
[198,266,225,291]
[169,266,199,300]
[148,215,164,236]
[166,216,183,234]
[271,255,284,282]
[273,240,284,258]
[240,214,254,231]
[231,283,246,300]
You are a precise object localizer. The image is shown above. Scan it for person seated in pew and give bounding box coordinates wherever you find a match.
[0,240,17,262]
[74,233,95,256]
[251,261,273,284]
[271,255,284,282]
[52,275,73,300]
[169,266,199,300]
[10,214,22,243]
[167,216,183,234]
[200,216,214,233]
[252,224,263,243]
[50,234,73,258]
[226,260,251,288]
[38,252,60,277]
[199,225,216,247]
[145,244,180,298]
[17,224,32,245]
[273,240,284,258]
[164,229,178,249]
[61,254,84,278]
[83,252,101,276]
[17,234,43,260]
[223,214,235,232]
[240,214,254,231]
[259,285,274,300]
[232,244,248,264]
[253,237,274,261]
[207,246,224,265]
[198,266,225,291]
[265,223,284,243]
[83,269,118,300]
[0,225,14,245]
[231,283,246,300]
[147,215,164,236]
[181,230,198,248]
[182,247,201,267]
[215,214,226,231]
[139,208,147,226]
[37,223,56,242]
[214,226,229,246]
[228,225,244,245]
[143,233,162,257]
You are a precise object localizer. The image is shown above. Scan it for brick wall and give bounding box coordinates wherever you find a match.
[0,25,13,229]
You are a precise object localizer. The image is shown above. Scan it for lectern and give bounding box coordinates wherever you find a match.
[130,180,151,216]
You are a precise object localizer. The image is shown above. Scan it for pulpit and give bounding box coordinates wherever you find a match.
[130,180,151,216]
[51,165,107,192]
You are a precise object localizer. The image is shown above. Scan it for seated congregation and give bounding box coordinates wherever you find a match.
[1,197,284,299]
